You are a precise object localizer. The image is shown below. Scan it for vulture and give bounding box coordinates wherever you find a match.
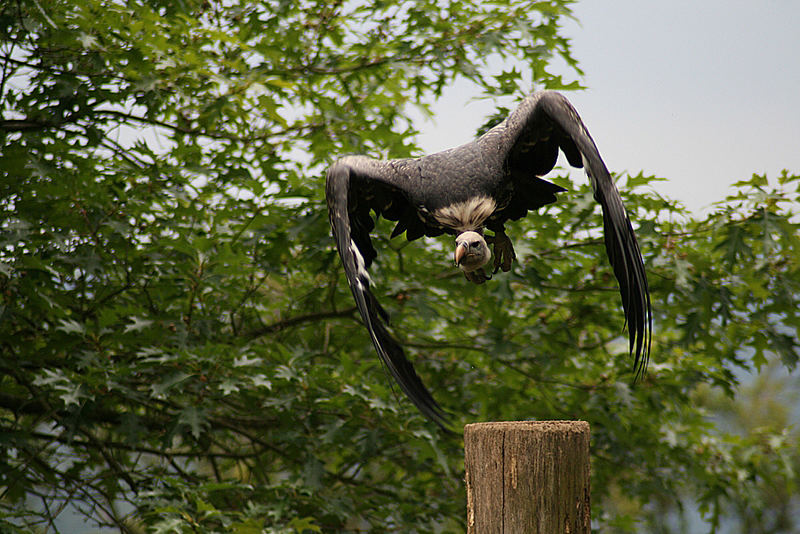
[326,90,652,429]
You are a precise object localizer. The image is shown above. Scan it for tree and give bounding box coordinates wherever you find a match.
[1,1,798,532]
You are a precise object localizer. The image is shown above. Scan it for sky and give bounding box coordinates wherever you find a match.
[416,0,800,214]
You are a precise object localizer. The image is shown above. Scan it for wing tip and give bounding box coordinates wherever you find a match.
[373,335,454,432]
[628,256,653,384]
[634,302,653,383]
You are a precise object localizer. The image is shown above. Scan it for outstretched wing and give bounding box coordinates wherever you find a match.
[489,91,652,377]
[325,157,450,428]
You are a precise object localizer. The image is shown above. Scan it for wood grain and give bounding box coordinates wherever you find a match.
[465,421,591,533]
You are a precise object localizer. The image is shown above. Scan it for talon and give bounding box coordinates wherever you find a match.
[489,230,516,274]
[464,268,491,285]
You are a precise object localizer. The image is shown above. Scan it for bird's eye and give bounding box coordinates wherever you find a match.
[471,241,480,248]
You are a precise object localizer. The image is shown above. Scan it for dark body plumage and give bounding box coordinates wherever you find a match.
[326,90,652,429]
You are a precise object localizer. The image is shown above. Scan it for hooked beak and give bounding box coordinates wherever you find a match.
[454,242,468,266]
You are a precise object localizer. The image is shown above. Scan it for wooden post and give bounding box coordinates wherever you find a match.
[464,421,591,534]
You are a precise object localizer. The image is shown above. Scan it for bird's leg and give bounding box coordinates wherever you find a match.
[486,228,516,274]
[464,268,491,285]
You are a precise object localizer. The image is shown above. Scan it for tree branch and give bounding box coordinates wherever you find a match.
[246,306,357,339]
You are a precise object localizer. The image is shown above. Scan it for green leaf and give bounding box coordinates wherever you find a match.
[288,517,322,533]
[56,319,85,335]
[178,406,208,440]
[151,372,192,398]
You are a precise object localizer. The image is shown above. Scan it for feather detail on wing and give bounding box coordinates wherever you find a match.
[503,91,652,377]
[325,160,450,428]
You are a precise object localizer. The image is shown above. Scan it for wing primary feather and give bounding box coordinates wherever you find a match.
[326,161,452,430]
[540,93,652,378]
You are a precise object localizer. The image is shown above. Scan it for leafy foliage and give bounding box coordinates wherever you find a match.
[1,1,799,532]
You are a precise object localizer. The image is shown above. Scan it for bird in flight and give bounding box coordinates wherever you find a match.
[326,91,652,429]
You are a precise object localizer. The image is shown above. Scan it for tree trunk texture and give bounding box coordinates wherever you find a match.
[465,421,591,533]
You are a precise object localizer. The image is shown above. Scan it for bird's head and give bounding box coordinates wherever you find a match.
[454,231,490,272]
